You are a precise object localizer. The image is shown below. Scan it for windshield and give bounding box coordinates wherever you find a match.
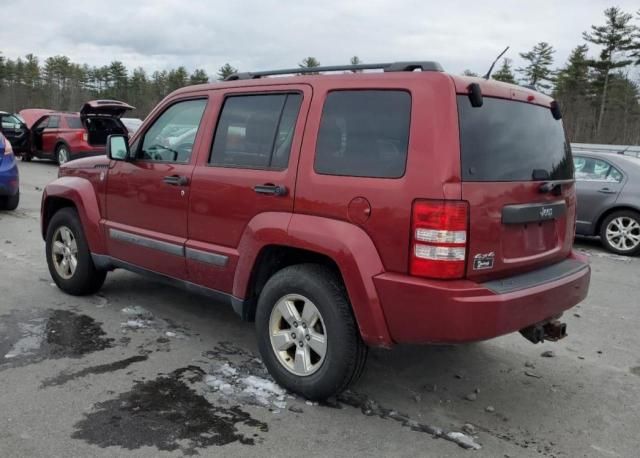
[458,96,573,182]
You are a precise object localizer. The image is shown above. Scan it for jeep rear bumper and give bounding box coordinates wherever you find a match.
[373,251,590,344]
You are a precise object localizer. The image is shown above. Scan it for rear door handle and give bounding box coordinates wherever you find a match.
[597,187,617,194]
[163,175,189,186]
[254,184,287,196]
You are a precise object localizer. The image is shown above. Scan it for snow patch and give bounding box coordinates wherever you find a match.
[445,432,482,450]
[205,362,288,410]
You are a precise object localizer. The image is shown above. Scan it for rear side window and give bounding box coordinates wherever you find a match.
[47,116,60,129]
[210,93,302,169]
[574,156,622,182]
[458,96,573,181]
[66,117,83,129]
[315,90,411,178]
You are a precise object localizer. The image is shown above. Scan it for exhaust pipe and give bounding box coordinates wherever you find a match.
[520,320,567,344]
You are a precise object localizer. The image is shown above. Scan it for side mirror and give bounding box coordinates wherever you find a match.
[106,134,130,161]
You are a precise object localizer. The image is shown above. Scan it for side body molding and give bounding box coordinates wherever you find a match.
[232,212,392,347]
[41,177,106,254]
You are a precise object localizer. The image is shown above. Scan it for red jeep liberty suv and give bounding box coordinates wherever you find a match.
[41,62,591,400]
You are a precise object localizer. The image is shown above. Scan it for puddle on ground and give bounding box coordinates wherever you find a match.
[41,355,149,388]
[0,309,114,368]
[72,365,267,454]
[631,366,640,376]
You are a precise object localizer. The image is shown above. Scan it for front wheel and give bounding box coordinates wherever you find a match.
[46,208,106,295]
[255,264,367,400]
[600,210,640,256]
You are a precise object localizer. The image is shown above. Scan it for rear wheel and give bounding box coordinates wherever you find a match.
[21,153,32,162]
[255,264,367,400]
[600,210,640,256]
[46,208,106,295]
[56,144,70,165]
[0,192,20,211]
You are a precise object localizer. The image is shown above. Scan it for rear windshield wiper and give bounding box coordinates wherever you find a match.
[539,179,574,194]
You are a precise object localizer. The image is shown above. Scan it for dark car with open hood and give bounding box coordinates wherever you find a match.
[17,100,133,165]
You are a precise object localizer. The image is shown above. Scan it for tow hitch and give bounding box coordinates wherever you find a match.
[520,320,567,344]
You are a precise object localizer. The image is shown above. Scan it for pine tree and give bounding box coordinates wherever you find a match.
[492,59,517,84]
[189,69,209,85]
[461,69,478,77]
[350,56,362,73]
[582,6,636,137]
[517,42,555,90]
[299,57,320,74]
[217,63,237,81]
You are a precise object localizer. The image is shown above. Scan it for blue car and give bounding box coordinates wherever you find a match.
[0,132,20,210]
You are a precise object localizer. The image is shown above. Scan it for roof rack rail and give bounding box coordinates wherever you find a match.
[225,61,444,81]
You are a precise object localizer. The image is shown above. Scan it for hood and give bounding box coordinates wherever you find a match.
[80,100,134,118]
[60,155,110,172]
[18,109,54,128]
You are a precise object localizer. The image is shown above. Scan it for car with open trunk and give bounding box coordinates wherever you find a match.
[18,100,133,164]
[40,61,591,399]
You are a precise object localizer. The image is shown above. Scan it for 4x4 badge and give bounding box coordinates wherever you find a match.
[473,252,495,270]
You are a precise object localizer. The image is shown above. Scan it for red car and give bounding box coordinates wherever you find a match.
[19,100,133,164]
[41,62,591,399]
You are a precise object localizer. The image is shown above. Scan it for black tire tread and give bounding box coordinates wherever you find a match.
[46,207,106,295]
[256,263,367,400]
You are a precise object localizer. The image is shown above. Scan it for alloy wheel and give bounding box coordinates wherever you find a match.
[606,216,640,252]
[52,226,78,279]
[269,294,327,376]
[57,147,69,164]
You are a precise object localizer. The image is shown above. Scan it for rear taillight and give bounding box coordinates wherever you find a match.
[79,131,88,142]
[410,200,469,279]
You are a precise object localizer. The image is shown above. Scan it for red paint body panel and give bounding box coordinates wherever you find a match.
[375,251,590,343]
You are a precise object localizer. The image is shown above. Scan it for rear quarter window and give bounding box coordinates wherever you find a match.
[314,90,411,178]
[66,117,83,129]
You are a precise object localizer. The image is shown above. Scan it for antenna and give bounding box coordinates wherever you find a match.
[483,46,510,80]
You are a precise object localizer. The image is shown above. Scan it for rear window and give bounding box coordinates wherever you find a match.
[66,117,83,129]
[315,90,411,178]
[457,96,573,181]
[210,93,302,170]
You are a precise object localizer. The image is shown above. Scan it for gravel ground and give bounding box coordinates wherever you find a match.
[0,160,639,457]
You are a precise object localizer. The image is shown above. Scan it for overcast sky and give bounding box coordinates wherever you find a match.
[1,0,638,77]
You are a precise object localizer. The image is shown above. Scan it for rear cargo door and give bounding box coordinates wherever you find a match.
[458,95,575,280]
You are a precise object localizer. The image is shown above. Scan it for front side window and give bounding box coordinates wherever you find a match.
[574,156,622,182]
[1,114,22,129]
[210,93,302,169]
[314,90,411,178]
[139,99,207,163]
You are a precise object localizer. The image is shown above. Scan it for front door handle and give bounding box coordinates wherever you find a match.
[254,184,287,196]
[597,187,617,194]
[163,175,189,186]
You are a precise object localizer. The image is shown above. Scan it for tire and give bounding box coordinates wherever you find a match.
[0,191,19,211]
[56,144,70,165]
[45,207,106,295]
[255,264,368,400]
[600,210,640,256]
[21,153,32,162]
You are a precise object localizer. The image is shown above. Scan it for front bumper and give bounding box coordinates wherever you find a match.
[374,252,591,344]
